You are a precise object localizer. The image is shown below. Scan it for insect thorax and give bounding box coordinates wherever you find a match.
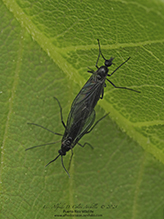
[97,66,109,80]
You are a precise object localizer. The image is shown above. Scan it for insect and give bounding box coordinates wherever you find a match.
[72,39,140,112]
[26,39,140,176]
[26,97,108,177]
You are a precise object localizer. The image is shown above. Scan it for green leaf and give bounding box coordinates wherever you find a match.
[1,0,164,218]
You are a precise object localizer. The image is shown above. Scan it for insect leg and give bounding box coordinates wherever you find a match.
[108,57,131,77]
[87,67,95,73]
[54,96,66,128]
[86,113,109,134]
[78,142,94,149]
[106,78,140,93]
[27,123,63,136]
[100,87,104,99]
[25,140,61,150]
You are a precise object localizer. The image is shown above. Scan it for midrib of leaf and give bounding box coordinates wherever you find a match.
[3,0,164,166]
[102,98,164,165]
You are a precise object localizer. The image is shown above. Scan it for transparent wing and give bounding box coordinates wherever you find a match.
[62,106,95,146]
[71,73,104,107]
[63,71,104,143]
[65,103,92,138]
[66,73,104,131]
[73,109,96,146]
